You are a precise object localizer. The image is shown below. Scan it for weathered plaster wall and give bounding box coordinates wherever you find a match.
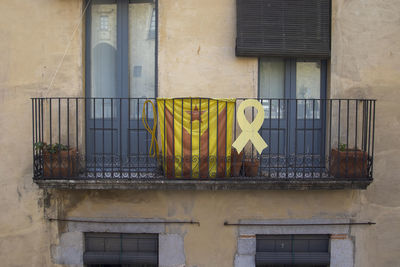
[158,0,258,98]
[0,0,83,266]
[50,190,358,267]
[0,0,399,267]
[331,0,400,266]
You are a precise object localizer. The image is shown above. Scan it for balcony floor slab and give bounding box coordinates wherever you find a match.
[33,177,373,190]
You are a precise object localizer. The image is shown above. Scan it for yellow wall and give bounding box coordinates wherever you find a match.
[0,0,399,266]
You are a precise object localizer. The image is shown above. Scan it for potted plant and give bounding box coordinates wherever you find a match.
[34,142,78,177]
[330,144,368,178]
[230,148,243,177]
[244,156,260,177]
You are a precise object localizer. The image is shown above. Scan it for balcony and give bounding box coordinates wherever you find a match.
[31,97,375,190]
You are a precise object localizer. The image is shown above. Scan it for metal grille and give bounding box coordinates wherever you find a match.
[256,235,330,267]
[31,97,375,180]
[84,233,158,266]
[236,0,331,57]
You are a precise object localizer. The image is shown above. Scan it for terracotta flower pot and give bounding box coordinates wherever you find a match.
[230,149,243,177]
[244,159,260,177]
[43,148,78,177]
[330,148,368,178]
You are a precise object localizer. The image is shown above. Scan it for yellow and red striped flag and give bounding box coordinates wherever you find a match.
[157,98,235,178]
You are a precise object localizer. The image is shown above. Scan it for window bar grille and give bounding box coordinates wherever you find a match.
[252,103,255,165]
[286,99,289,178]
[111,98,114,177]
[207,98,210,178]
[368,100,372,177]
[32,99,35,176]
[30,97,376,181]
[337,100,341,178]
[199,98,202,178]
[120,98,123,178]
[190,98,193,178]
[346,99,350,177]
[128,98,131,175]
[328,99,332,177]
[355,100,358,177]
[294,99,298,178]
[319,99,324,178]
[181,99,184,178]
[75,98,79,178]
[102,98,105,178]
[41,99,44,176]
[37,99,40,176]
[49,99,53,177]
[67,98,70,177]
[93,98,96,178]
[172,98,175,178]
[163,99,166,177]
[305,99,316,177]
[303,99,306,178]
[84,98,88,178]
[136,98,139,176]
[35,99,39,176]
[34,98,38,177]
[362,100,367,177]
[268,99,272,177]
[41,99,44,167]
[225,100,228,177]
[58,98,61,177]
[277,99,281,177]
[371,100,376,177]
[146,98,149,174]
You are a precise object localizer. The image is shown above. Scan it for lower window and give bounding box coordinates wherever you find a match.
[84,233,158,267]
[256,235,330,267]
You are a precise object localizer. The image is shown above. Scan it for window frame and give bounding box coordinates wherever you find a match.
[84,0,159,99]
[257,58,328,160]
[255,234,331,267]
[84,232,159,266]
[258,58,327,100]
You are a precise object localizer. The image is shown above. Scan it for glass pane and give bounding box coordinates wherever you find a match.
[129,2,156,119]
[259,58,285,119]
[296,61,321,119]
[90,0,117,118]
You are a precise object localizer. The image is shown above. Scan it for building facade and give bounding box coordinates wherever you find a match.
[0,0,399,266]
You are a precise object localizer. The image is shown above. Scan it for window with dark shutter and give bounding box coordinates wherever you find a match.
[84,233,158,267]
[236,0,331,58]
[256,235,330,267]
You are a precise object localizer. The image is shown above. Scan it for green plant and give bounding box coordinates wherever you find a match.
[339,143,347,152]
[34,142,69,154]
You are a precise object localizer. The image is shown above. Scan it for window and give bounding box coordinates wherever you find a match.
[259,58,327,157]
[256,235,330,267]
[148,8,156,39]
[86,0,156,101]
[100,15,110,31]
[84,233,158,266]
[85,0,157,161]
[236,0,331,57]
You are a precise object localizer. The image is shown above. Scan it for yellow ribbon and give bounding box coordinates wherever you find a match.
[142,100,159,159]
[232,99,268,154]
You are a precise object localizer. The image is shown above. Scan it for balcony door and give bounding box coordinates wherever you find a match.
[259,58,326,175]
[85,0,156,172]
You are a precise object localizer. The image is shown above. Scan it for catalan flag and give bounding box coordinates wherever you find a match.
[157,98,235,178]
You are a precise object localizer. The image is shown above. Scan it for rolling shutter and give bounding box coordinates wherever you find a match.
[236,0,331,58]
[256,235,330,266]
[84,233,158,266]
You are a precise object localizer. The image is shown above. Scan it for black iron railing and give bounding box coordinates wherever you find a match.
[32,98,375,180]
